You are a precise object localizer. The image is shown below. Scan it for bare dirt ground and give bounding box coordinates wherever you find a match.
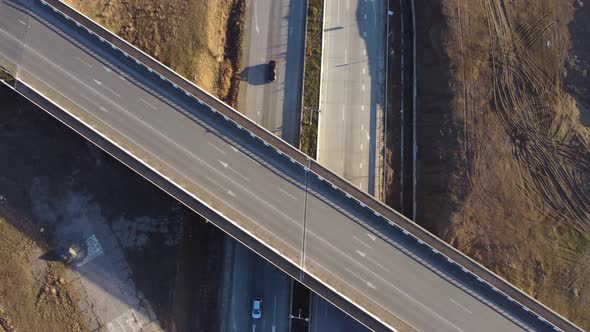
[0,83,227,331]
[64,0,244,106]
[0,219,87,332]
[414,0,590,328]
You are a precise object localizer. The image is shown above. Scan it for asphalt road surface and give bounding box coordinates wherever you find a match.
[224,241,291,332]
[310,293,368,332]
[0,1,551,331]
[317,0,386,196]
[235,2,305,330]
[238,0,306,145]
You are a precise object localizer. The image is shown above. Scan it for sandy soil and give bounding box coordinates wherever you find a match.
[64,0,240,103]
[414,0,590,328]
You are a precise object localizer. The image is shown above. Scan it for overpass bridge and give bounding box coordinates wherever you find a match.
[0,0,583,331]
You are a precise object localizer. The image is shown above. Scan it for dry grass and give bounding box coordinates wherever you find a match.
[65,0,235,100]
[416,0,590,328]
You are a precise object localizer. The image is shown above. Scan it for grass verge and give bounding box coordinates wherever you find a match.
[299,0,324,159]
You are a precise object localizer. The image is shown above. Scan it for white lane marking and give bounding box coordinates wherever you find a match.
[356,250,366,258]
[367,281,376,290]
[342,105,345,121]
[361,105,365,111]
[344,48,347,65]
[362,84,365,91]
[75,56,93,68]
[361,123,364,131]
[363,68,365,74]
[18,19,26,25]
[360,143,363,151]
[19,69,307,262]
[218,160,250,182]
[208,142,226,155]
[308,256,421,332]
[279,187,298,200]
[21,44,304,232]
[139,98,158,110]
[253,0,259,33]
[227,189,237,198]
[343,266,365,282]
[359,162,363,169]
[93,79,121,97]
[353,236,371,248]
[272,296,277,332]
[103,65,112,73]
[18,32,468,332]
[80,93,109,112]
[308,232,464,332]
[450,299,473,315]
[367,233,377,241]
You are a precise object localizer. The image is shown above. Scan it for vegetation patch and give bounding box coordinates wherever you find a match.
[299,0,324,158]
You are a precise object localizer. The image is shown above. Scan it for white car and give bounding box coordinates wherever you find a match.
[252,297,262,319]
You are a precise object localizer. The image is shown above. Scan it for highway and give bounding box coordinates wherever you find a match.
[317,0,386,196]
[234,2,305,330]
[238,0,305,145]
[311,293,368,332]
[224,240,291,332]
[0,0,574,331]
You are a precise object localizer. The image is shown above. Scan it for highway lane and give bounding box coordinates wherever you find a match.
[305,175,526,331]
[310,294,368,332]
[234,0,306,326]
[317,0,385,195]
[0,0,29,74]
[0,1,549,331]
[225,243,291,332]
[238,0,305,145]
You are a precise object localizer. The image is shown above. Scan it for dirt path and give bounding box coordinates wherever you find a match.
[415,0,590,329]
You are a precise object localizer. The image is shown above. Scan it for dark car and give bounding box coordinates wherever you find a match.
[267,60,277,82]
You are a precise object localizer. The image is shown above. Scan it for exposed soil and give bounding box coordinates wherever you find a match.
[0,220,87,332]
[64,0,244,106]
[414,0,590,328]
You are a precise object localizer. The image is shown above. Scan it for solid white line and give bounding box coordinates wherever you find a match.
[344,48,347,65]
[279,187,298,200]
[18,75,305,259]
[21,45,302,230]
[75,56,92,68]
[353,236,371,249]
[139,98,158,110]
[308,230,464,332]
[208,142,226,155]
[80,93,108,112]
[450,299,473,315]
[18,19,26,25]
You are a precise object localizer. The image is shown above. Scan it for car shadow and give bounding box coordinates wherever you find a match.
[240,64,269,86]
